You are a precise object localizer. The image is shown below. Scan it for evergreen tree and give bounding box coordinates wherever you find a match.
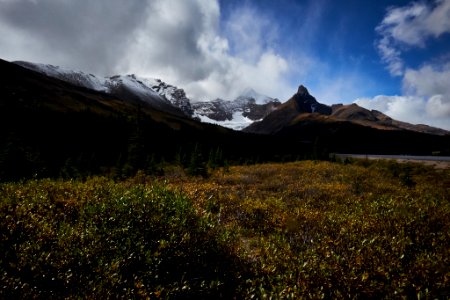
[124,108,147,176]
[0,134,42,181]
[207,147,224,170]
[186,144,208,177]
[146,154,164,176]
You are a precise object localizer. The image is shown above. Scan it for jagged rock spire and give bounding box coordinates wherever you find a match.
[292,84,332,115]
[297,85,310,96]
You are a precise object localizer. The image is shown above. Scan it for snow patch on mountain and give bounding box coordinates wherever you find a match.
[194,111,258,131]
[144,78,194,117]
[107,74,161,99]
[191,95,280,130]
[15,61,108,92]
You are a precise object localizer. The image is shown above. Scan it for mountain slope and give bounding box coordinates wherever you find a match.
[243,85,331,134]
[330,103,449,135]
[245,85,449,136]
[0,59,226,179]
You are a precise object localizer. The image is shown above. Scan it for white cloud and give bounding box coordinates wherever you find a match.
[367,0,450,130]
[403,63,450,97]
[0,0,150,75]
[355,95,450,130]
[223,4,278,64]
[403,62,450,120]
[125,0,293,101]
[376,36,404,76]
[355,62,450,130]
[355,95,426,122]
[376,0,450,76]
[0,0,295,101]
[427,95,450,118]
[151,0,292,101]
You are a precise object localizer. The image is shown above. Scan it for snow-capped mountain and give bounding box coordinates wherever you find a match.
[14,61,280,130]
[237,88,276,105]
[192,95,281,131]
[14,61,193,118]
[144,78,194,117]
[15,61,110,92]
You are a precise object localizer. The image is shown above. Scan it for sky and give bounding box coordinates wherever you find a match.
[0,0,449,130]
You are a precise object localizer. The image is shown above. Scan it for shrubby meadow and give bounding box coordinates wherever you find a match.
[1,160,449,298]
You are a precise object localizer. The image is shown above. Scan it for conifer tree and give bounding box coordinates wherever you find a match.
[187,144,208,177]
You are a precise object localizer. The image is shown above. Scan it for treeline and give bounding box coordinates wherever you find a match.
[0,108,315,182]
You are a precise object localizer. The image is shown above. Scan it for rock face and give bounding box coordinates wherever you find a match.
[148,79,195,117]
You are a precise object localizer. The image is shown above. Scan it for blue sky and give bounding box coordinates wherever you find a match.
[0,0,449,129]
[220,0,449,102]
[220,0,401,100]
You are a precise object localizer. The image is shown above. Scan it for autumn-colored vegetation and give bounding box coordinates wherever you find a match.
[1,160,449,298]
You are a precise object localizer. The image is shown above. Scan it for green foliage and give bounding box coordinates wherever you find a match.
[186,144,208,177]
[208,147,224,170]
[0,178,244,299]
[145,154,164,176]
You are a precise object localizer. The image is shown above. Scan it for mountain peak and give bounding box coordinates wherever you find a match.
[237,87,276,104]
[297,85,310,96]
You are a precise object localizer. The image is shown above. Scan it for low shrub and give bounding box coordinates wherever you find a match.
[0,178,245,299]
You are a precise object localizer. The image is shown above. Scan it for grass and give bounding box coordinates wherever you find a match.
[1,160,449,298]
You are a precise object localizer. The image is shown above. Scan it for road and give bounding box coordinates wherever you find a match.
[334,154,450,169]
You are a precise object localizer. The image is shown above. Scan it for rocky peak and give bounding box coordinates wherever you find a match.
[297,85,310,97]
[295,85,316,103]
[290,84,332,115]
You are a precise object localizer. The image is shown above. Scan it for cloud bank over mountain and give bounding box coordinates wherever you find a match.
[0,0,449,129]
[0,0,292,101]
[356,61,450,130]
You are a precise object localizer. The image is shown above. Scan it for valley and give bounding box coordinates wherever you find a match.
[1,58,449,298]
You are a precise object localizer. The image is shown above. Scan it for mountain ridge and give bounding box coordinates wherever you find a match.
[13,61,449,135]
[14,61,190,118]
[13,61,281,130]
[245,85,449,136]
